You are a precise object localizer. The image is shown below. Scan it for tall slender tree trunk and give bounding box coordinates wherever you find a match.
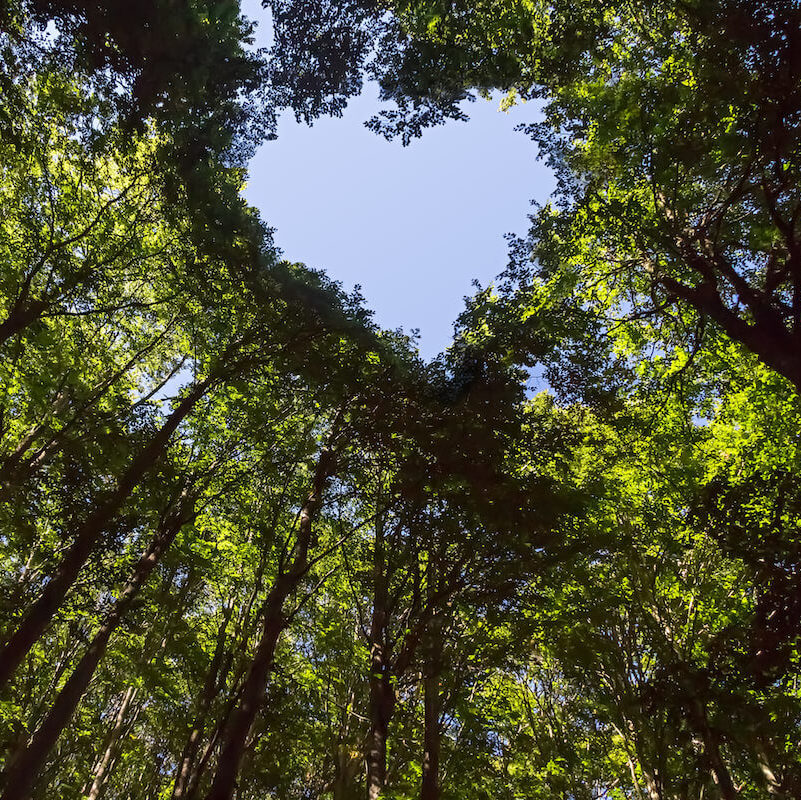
[83,569,190,800]
[0,377,213,690]
[330,685,357,800]
[420,570,443,800]
[178,550,273,799]
[332,749,348,800]
[0,499,194,800]
[627,724,662,800]
[366,670,394,800]
[420,673,441,800]
[172,603,235,800]
[638,759,662,800]
[332,745,359,800]
[202,448,335,800]
[202,585,285,800]
[366,513,394,800]
[86,685,139,800]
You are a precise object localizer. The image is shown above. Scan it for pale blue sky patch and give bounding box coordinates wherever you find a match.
[241,1,555,359]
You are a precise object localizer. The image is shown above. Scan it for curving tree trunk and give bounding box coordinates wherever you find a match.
[366,659,395,800]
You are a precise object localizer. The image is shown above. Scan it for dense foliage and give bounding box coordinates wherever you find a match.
[1,2,799,799]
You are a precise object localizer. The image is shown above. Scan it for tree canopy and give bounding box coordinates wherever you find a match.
[1,2,800,799]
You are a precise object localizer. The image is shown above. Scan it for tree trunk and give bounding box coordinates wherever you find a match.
[420,607,443,800]
[366,667,394,800]
[0,499,194,800]
[202,448,334,800]
[202,587,285,800]
[755,738,784,797]
[330,685,357,800]
[0,376,213,690]
[86,685,139,800]
[178,551,273,799]
[172,603,235,800]
[366,513,394,800]
[332,744,359,800]
[628,726,662,800]
[0,300,48,347]
[184,705,230,800]
[687,698,738,800]
[420,675,441,800]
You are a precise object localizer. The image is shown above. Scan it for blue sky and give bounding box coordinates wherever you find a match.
[241,3,555,359]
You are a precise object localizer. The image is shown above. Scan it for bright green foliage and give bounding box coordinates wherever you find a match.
[375,0,801,389]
